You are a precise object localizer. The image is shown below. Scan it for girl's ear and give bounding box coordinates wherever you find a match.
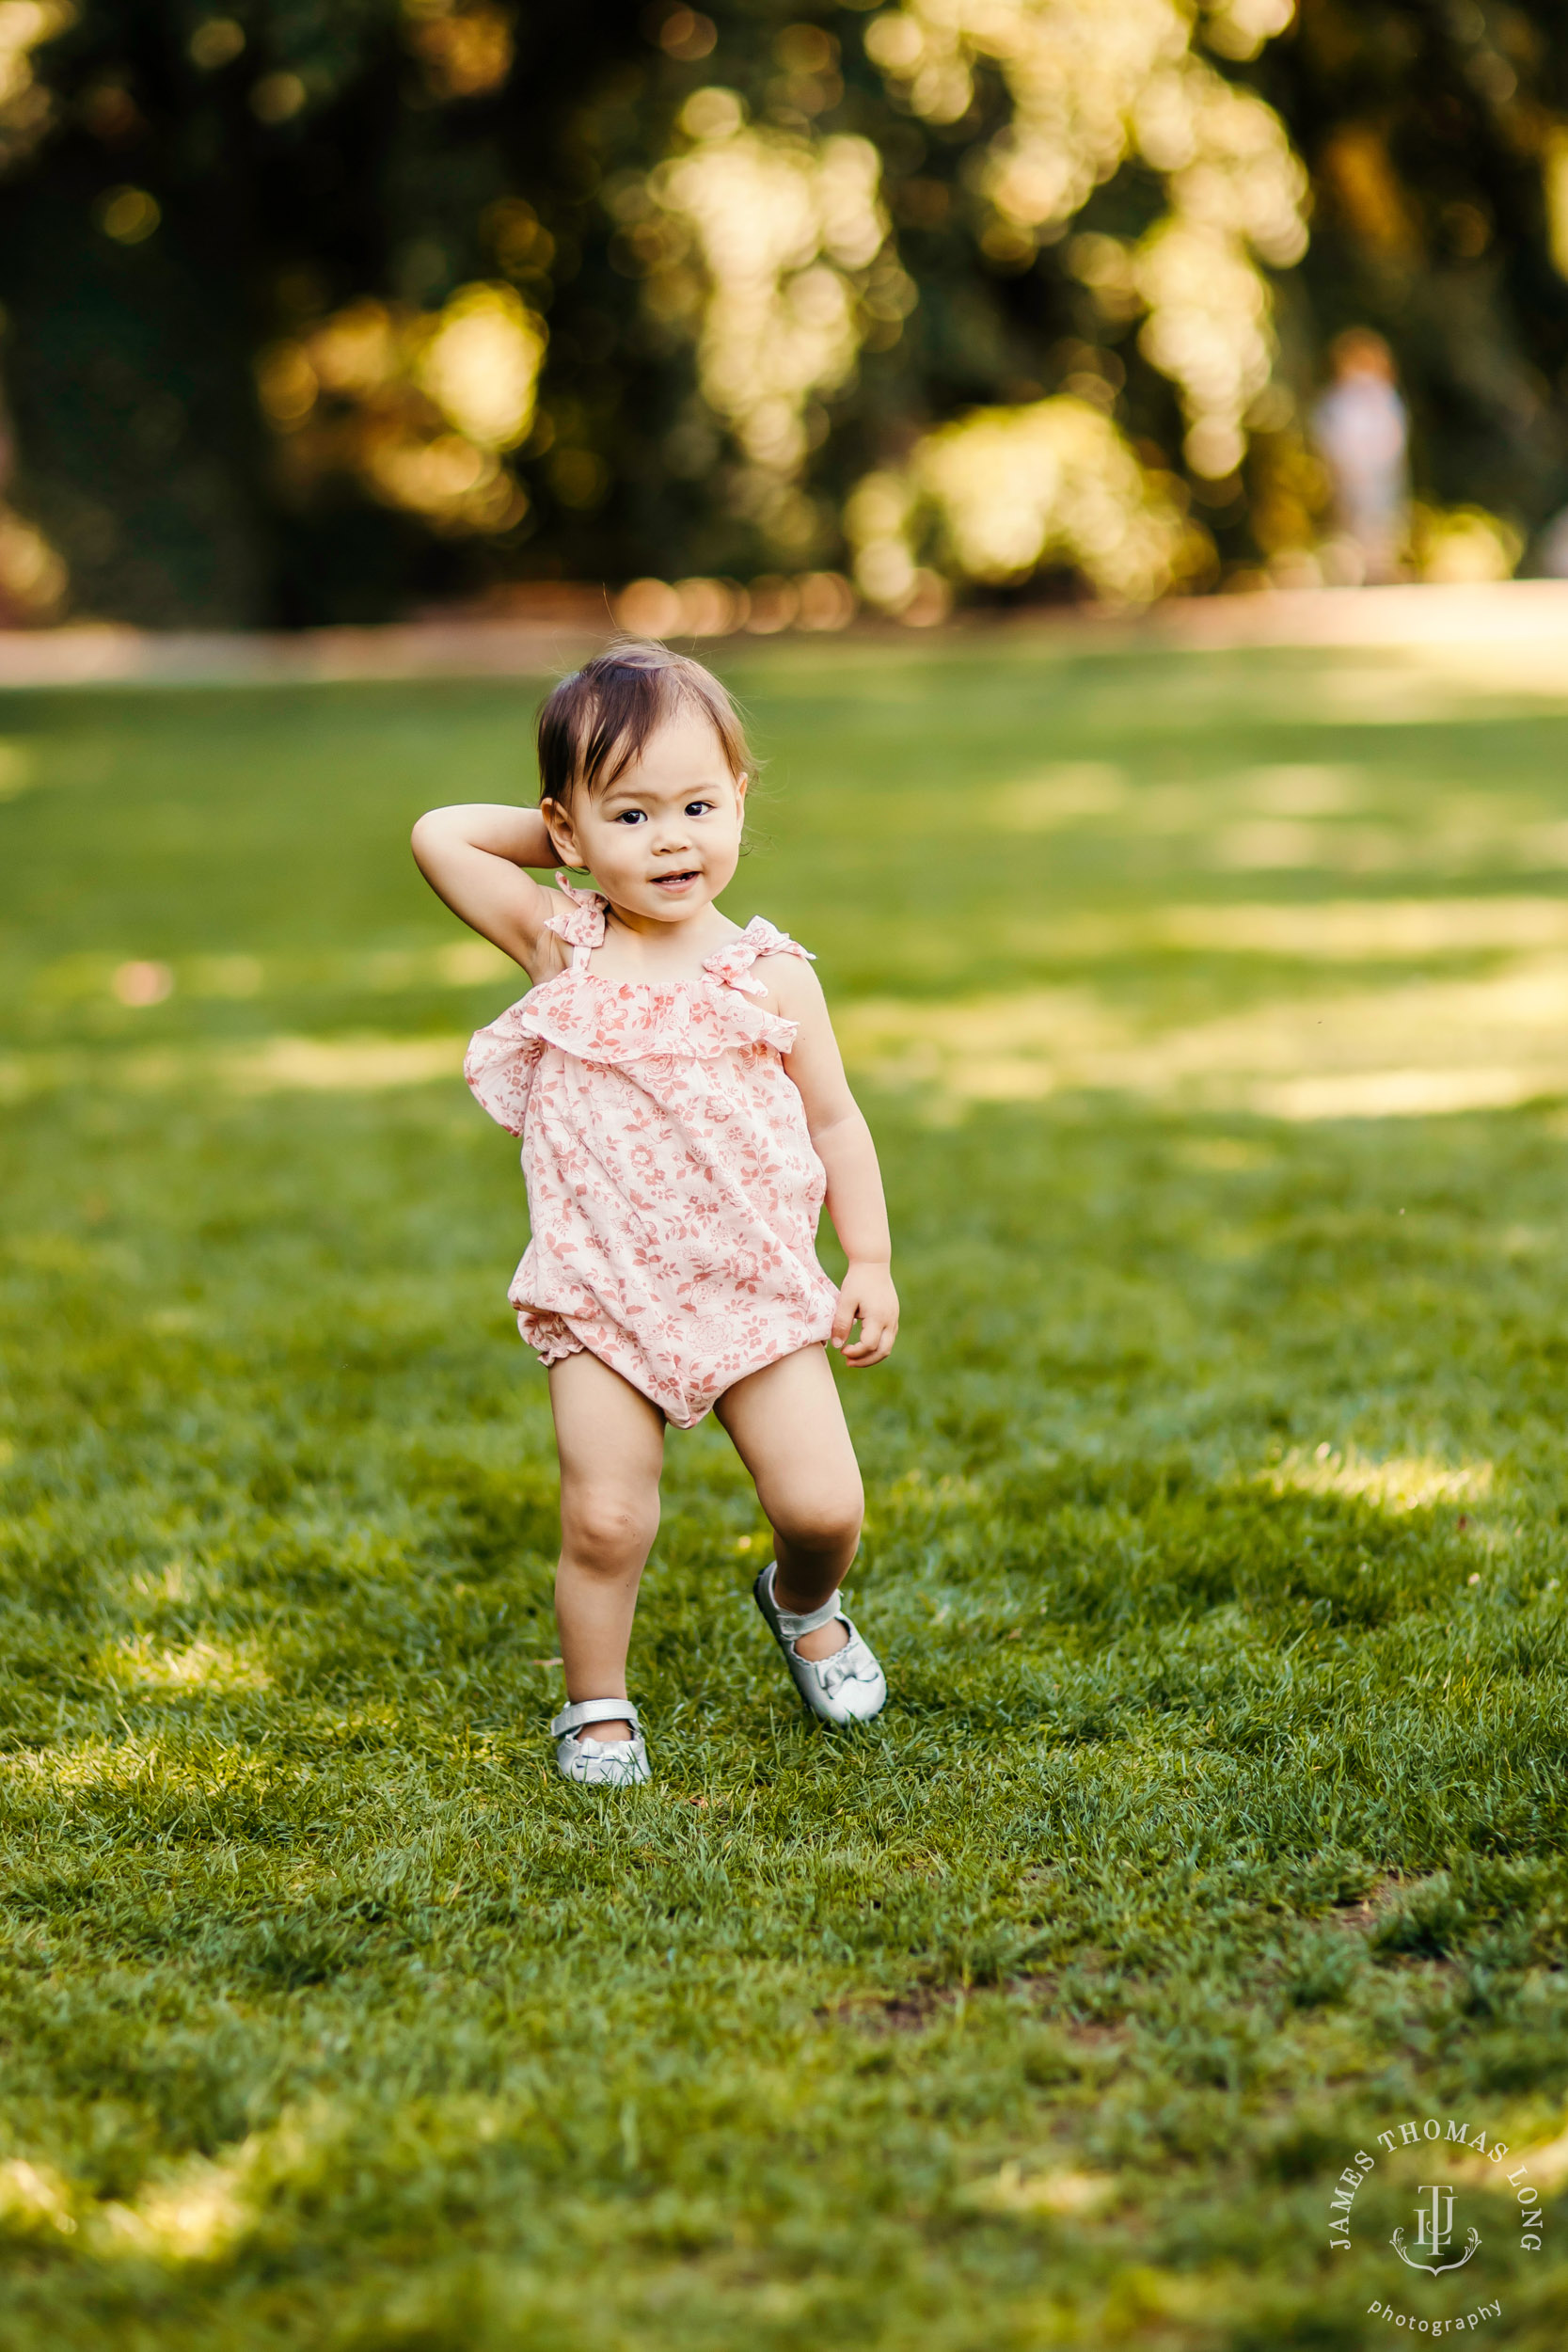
[540,795,584,868]
[735,771,748,805]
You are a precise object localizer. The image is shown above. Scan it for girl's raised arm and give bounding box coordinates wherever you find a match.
[410,803,564,975]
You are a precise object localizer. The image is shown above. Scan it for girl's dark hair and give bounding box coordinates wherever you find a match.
[535,641,752,807]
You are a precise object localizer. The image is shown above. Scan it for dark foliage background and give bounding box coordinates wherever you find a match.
[2,0,1568,626]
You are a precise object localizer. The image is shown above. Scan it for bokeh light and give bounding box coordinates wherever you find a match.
[847,396,1199,610]
[631,95,903,556]
[256,283,543,533]
[0,507,66,617]
[248,72,306,126]
[863,0,1307,480]
[613,571,857,636]
[188,18,245,72]
[0,0,73,171]
[111,960,175,1009]
[418,284,545,451]
[402,0,515,103]
[95,185,160,245]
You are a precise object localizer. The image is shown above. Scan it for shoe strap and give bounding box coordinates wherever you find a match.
[551,1697,641,1739]
[766,1563,845,1640]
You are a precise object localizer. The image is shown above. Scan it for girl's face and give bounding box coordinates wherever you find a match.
[544,706,746,924]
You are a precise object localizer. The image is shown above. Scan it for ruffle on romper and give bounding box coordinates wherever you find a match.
[465,881,805,1132]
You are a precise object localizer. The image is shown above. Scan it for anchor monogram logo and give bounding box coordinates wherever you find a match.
[1390,2182,1481,2275]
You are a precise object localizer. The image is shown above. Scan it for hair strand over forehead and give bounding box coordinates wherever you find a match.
[535,641,752,805]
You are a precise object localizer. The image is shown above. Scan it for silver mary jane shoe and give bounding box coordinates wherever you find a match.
[752,1561,888,1726]
[550,1698,652,1787]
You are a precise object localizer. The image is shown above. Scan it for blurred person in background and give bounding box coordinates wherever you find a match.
[1534,504,1568,580]
[1312,328,1410,585]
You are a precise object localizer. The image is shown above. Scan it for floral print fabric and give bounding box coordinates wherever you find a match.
[464,878,838,1427]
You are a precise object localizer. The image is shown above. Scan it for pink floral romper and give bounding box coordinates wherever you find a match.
[464,878,840,1428]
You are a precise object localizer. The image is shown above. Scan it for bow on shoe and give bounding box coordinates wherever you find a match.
[816,1639,879,1697]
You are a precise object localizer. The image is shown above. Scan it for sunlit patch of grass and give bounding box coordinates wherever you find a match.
[109,1636,274,1694]
[970,2160,1118,2215]
[838,954,1568,1118]
[5,644,1568,2345]
[93,2153,251,2264]
[1263,1446,1495,1515]
[0,1032,470,1103]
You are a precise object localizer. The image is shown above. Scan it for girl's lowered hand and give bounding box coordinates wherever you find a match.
[832,1262,899,1367]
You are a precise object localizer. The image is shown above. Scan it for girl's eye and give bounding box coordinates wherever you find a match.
[613,809,648,825]
[684,800,714,817]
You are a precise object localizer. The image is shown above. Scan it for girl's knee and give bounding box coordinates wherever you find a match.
[562,1490,659,1575]
[770,1482,863,1557]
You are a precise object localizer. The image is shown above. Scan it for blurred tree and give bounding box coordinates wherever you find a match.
[1,0,1566,624]
[0,0,658,623]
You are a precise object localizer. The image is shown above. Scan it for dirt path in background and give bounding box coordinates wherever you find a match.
[7,577,1568,689]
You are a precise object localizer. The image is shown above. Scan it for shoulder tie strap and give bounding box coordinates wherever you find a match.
[544,874,608,970]
[704,918,815,998]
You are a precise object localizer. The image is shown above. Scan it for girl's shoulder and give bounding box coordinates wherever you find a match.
[724,922,822,1022]
[724,914,813,962]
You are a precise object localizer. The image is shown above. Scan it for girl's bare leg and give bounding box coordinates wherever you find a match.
[547,1351,666,1741]
[715,1347,863,1662]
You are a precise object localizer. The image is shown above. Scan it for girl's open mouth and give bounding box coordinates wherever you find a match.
[653,870,700,889]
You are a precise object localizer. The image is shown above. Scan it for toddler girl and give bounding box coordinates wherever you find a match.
[411,642,897,1787]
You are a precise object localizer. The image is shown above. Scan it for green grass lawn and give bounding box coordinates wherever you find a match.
[6,634,1568,2349]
